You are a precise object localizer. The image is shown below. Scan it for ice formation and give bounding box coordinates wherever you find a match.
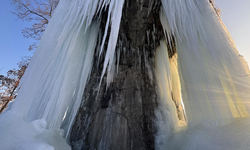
[155,40,186,148]
[156,0,250,149]
[160,0,250,126]
[0,0,124,149]
[1,0,250,149]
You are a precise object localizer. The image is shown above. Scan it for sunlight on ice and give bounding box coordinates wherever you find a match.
[160,0,250,127]
[1,0,250,149]
[157,0,250,149]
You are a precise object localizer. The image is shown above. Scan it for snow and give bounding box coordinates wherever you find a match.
[0,112,70,150]
[163,117,250,150]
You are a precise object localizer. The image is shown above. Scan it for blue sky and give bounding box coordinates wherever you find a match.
[216,0,250,66]
[0,0,34,75]
[0,0,249,75]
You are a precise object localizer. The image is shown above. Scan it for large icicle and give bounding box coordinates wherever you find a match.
[155,40,185,149]
[157,0,250,149]
[170,54,186,122]
[9,0,101,135]
[160,0,250,127]
[99,0,125,87]
[0,0,125,149]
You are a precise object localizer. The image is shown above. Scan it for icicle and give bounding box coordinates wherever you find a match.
[98,0,115,58]
[116,40,121,74]
[99,0,125,89]
[155,40,180,148]
[157,1,250,149]
[10,5,100,139]
[160,0,250,127]
[0,0,125,149]
[0,0,125,136]
[170,54,186,122]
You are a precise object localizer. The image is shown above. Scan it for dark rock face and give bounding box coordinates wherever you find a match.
[70,0,166,149]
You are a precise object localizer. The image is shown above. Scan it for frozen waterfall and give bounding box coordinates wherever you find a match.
[1,0,250,149]
[157,0,250,149]
[0,0,124,149]
[160,0,250,127]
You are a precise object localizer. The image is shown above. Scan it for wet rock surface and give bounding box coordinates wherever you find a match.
[70,0,167,149]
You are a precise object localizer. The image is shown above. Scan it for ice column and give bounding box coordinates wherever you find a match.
[160,0,250,126]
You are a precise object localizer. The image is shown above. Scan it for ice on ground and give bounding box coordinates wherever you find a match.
[0,112,70,150]
[162,117,250,150]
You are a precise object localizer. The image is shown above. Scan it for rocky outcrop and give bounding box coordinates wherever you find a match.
[70,48,157,150]
[70,0,170,149]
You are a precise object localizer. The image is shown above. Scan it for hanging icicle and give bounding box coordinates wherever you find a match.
[0,0,125,149]
[158,0,250,149]
[160,0,250,127]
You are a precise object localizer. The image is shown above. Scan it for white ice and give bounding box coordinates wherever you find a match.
[158,0,250,149]
[162,117,250,150]
[0,112,70,150]
[0,0,125,149]
[1,0,250,149]
[161,0,250,128]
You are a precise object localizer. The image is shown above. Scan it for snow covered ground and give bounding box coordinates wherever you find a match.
[163,117,250,150]
[0,111,70,150]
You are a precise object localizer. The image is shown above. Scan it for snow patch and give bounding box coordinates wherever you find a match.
[0,112,70,150]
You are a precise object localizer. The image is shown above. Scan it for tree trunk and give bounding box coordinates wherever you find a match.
[70,0,169,149]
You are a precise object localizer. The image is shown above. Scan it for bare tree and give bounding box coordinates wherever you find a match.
[0,64,27,113]
[0,0,60,113]
[11,0,59,41]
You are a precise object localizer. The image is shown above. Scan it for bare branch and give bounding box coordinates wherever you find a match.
[0,0,60,112]
[11,0,59,40]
